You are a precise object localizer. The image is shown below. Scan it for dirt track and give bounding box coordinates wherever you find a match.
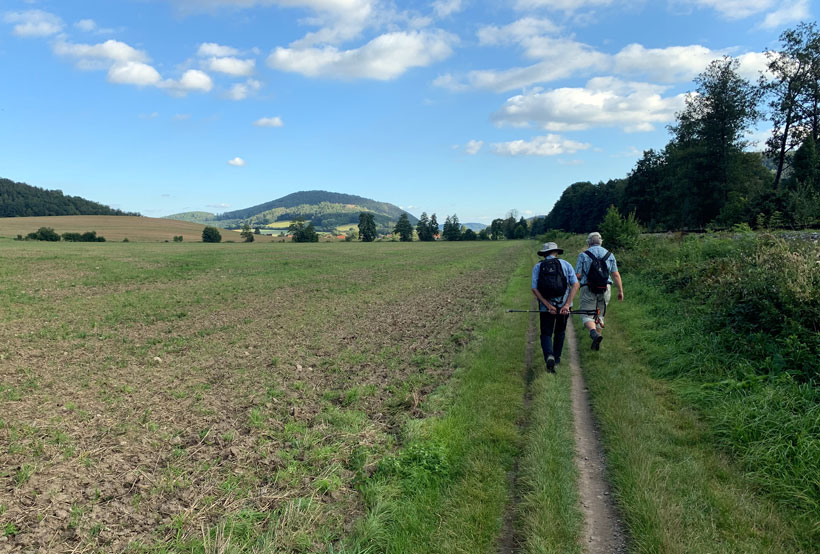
[567,328,628,553]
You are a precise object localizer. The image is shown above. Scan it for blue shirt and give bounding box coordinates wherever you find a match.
[575,245,618,286]
[531,255,578,310]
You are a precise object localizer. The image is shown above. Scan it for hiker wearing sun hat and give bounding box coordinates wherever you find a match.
[532,242,579,373]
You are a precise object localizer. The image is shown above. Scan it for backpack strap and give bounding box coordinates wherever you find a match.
[583,250,597,261]
[601,251,611,263]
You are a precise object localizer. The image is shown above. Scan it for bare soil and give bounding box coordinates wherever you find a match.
[567,329,628,553]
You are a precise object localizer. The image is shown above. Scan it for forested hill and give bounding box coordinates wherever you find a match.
[0,177,131,218]
[167,190,417,232]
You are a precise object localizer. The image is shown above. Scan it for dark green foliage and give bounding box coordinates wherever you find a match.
[202,226,222,243]
[429,213,439,238]
[477,228,490,240]
[393,213,413,242]
[173,235,183,242]
[545,180,624,233]
[442,214,461,241]
[240,222,254,243]
[462,228,477,240]
[599,206,641,250]
[288,218,319,242]
[358,212,377,242]
[0,177,134,217]
[61,231,105,242]
[416,212,434,241]
[26,227,60,241]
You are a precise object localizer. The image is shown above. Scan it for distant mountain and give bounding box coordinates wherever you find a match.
[463,222,487,231]
[0,177,133,218]
[167,190,418,233]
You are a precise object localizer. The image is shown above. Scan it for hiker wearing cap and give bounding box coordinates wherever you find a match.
[532,242,579,373]
[575,232,624,351]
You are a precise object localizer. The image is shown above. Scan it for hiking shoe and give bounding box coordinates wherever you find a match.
[591,333,603,351]
[546,355,556,373]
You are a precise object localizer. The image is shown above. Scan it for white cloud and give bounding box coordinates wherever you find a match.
[197,42,240,57]
[108,61,163,86]
[228,79,262,100]
[492,77,687,132]
[491,134,591,156]
[173,114,192,120]
[269,29,456,80]
[465,139,483,154]
[172,69,214,92]
[477,18,561,49]
[207,56,255,76]
[139,112,160,119]
[433,0,463,18]
[254,116,284,127]
[74,19,97,32]
[54,39,150,70]
[760,0,809,29]
[4,9,64,37]
[207,203,232,209]
[613,43,720,83]
[227,157,246,166]
[514,0,613,13]
[687,0,775,19]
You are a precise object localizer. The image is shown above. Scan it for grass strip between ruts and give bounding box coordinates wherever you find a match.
[574,278,814,554]
[516,250,584,554]
[342,245,533,553]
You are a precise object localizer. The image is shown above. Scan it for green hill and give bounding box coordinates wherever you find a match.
[167,190,418,233]
[0,177,133,217]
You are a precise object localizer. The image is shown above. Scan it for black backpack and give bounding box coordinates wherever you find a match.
[584,250,612,294]
[537,258,568,301]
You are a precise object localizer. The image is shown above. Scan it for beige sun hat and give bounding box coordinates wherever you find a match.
[537,242,563,255]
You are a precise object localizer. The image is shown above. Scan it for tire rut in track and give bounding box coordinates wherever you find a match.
[496,307,537,554]
[567,328,629,553]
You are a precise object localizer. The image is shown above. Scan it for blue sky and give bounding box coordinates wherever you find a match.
[0,0,812,223]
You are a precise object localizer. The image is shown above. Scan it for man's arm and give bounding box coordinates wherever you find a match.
[612,271,624,301]
[560,281,580,314]
[532,288,557,314]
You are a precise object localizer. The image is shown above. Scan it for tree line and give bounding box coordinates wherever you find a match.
[1,177,136,217]
[546,22,820,233]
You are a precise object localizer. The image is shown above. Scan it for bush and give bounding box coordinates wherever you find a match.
[173,235,183,242]
[26,227,60,241]
[600,205,641,250]
[202,226,222,243]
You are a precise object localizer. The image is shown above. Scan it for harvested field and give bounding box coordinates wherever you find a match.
[0,239,524,552]
[0,216,272,243]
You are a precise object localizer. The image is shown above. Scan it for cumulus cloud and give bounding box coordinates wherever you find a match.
[514,0,613,12]
[492,77,687,132]
[197,42,240,57]
[433,0,463,18]
[760,0,809,29]
[164,69,214,93]
[491,134,591,156]
[3,9,63,37]
[54,39,150,70]
[465,139,483,154]
[206,56,255,76]
[254,116,284,127]
[108,61,163,86]
[74,19,97,32]
[269,29,456,80]
[227,157,246,166]
[686,0,775,19]
[228,79,262,100]
[477,18,561,49]
[613,44,720,83]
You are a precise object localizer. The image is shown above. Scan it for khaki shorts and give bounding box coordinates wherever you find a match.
[579,285,610,328]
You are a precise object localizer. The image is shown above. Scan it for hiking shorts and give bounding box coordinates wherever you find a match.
[579,285,610,328]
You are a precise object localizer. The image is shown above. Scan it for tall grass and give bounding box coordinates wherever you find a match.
[597,232,819,543]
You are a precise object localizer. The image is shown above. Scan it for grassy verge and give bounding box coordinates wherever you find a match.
[574,282,815,552]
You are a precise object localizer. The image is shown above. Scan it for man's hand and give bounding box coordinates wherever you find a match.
[559,304,570,315]
[617,291,624,301]
[547,304,558,314]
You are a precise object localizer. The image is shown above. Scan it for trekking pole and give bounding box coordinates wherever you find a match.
[506,309,599,315]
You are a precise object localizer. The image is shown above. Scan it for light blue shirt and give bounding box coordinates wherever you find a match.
[531,255,578,310]
[575,245,618,286]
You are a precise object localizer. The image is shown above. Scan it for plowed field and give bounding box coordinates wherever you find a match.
[0,239,524,552]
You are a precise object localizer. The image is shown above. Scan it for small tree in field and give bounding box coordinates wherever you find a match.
[600,205,641,250]
[358,212,377,242]
[394,213,413,242]
[288,218,319,242]
[202,226,222,243]
[240,222,254,242]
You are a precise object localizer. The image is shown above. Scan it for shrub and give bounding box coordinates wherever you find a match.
[173,235,183,242]
[202,226,222,243]
[600,205,641,250]
[26,227,60,241]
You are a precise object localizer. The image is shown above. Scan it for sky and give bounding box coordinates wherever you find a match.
[0,0,813,223]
